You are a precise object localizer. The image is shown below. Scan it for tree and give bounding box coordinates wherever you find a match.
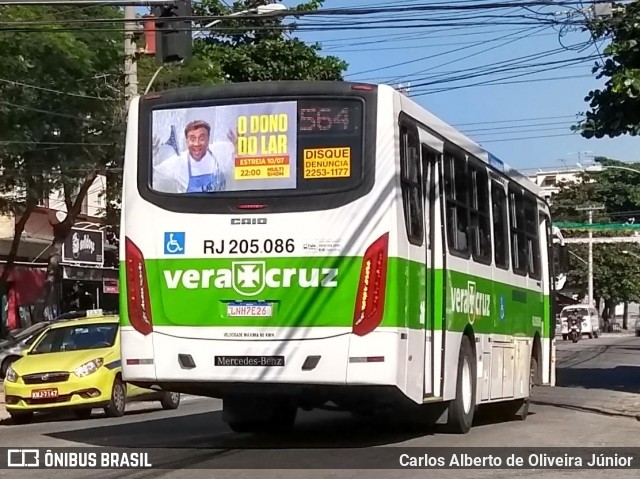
[550,157,640,328]
[0,5,125,321]
[105,0,348,241]
[574,2,640,138]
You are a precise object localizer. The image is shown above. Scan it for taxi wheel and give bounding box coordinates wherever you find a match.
[10,412,33,425]
[104,378,126,417]
[160,392,181,410]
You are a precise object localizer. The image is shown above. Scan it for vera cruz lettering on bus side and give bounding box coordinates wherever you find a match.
[450,280,491,324]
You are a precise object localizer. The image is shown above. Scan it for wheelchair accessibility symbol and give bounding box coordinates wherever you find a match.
[164,232,185,255]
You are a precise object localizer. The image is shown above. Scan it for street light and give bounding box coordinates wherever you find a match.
[577,163,640,175]
[144,2,288,94]
[194,2,288,39]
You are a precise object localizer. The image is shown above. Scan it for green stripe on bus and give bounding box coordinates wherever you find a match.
[119,257,549,338]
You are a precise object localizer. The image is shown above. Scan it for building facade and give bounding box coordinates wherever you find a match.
[524,166,583,202]
[0,175,118,337]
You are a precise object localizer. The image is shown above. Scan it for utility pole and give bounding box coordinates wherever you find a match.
[124,5,138,107]
[576,205,605,307]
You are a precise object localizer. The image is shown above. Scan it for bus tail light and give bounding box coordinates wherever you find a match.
[125,237,153,335]
[352,233,389,336]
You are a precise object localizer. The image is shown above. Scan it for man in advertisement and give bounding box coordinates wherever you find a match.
[152,120,235,194]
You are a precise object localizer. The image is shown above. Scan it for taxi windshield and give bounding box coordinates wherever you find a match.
[30,323,117,354]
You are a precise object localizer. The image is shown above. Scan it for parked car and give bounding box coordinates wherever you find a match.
[635,317,640,337]
[559,304,602,339]
[3,311,180,424]
[1,322,55,379]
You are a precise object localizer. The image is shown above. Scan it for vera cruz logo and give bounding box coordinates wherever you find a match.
[233,261,266,296]
[163,260,339,297]
[450,280,491,324]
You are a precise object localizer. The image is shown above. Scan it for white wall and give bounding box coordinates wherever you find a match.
[43,175,107,218]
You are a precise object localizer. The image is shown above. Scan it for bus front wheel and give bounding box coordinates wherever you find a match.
[444,335,476,434]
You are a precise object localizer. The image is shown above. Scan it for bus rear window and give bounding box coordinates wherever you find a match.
[149,99,364,196]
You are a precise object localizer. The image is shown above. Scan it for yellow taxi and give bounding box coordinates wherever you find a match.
[3,312,181,424]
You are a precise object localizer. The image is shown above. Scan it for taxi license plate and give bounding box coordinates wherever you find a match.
[31,388,58,399]
[227,302,273,317]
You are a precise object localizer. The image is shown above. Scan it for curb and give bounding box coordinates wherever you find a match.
[531,399,640,420]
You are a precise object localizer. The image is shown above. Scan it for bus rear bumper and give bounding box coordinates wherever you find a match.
[120,326,401,392]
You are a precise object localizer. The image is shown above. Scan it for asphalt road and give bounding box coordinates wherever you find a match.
[1,333,639,479]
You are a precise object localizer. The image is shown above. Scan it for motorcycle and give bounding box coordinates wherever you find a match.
[568,315,582,343]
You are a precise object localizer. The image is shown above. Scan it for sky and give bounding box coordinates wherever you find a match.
[277,0,640,173]
[144,0,639,174]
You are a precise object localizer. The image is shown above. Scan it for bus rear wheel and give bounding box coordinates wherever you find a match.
[443,335,476,434]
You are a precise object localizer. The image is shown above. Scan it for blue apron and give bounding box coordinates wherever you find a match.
[186,154,226,192]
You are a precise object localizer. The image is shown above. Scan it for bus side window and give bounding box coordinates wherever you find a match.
[444,151,469,255]
[509,185,528,276]
[400,123,423,246]
[491,180,509,270]
[468,161,491,263]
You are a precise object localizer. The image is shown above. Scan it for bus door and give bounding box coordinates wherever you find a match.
[539,210,554,386]
[418,128,443,398]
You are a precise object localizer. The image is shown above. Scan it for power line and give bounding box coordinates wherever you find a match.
[453,114,583,127]
[476,132,579,143]
[323,31,557,52]
[0,78,116,100]
[405,53,598,91]
[347,25,545,78]
[0,2,615,25]
[384,24,551,84]
[409,70,593,96]
[461,119,582,134]
[0,100,107,123]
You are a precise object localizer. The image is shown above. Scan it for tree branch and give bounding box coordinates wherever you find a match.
[63,170,99,222]
[0,175,40,283]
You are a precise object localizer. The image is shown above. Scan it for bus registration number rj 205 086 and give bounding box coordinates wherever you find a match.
[204,239,295,255]
[227,302,273,317]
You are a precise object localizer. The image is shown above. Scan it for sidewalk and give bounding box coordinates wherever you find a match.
[555,329,637,339]
[532,385,640,420]
[600,329,637,337]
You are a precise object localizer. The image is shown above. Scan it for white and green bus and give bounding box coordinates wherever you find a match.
[119,81,568,434]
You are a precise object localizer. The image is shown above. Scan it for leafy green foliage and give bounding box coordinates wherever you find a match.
[0,5,124,316]
[550,157,640,305]
[0,5,124,207]
[574,2,640,138]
